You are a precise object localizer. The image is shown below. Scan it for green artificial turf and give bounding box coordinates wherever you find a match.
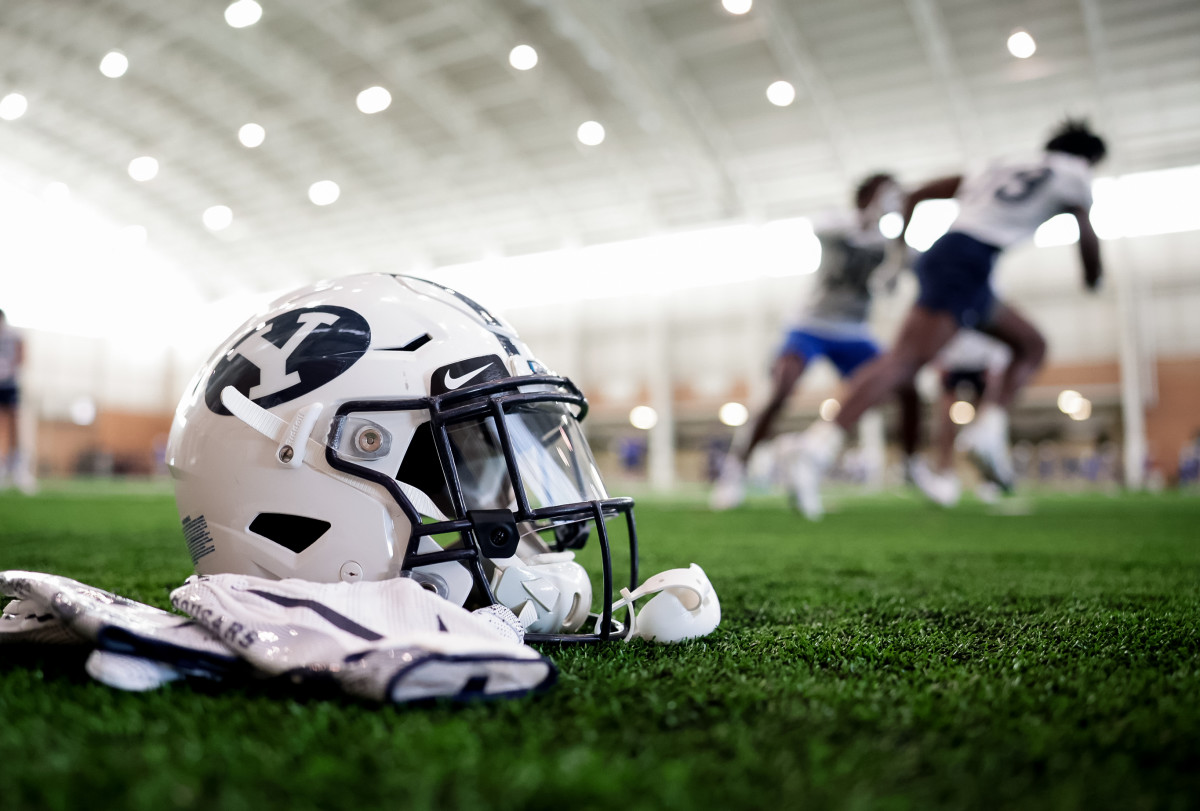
[1,484,1198,811]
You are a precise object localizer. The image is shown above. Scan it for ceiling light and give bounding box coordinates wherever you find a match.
[128,156,159,182]
[99,51,128,78]
[0,93,28,121]
[1007,30,1036,58]
[203,205,233,231]
[1068,398,1092,421]
[577,120,605,146]
[308,180,341,206]
[722,0,753,14]
[719,402,749,427]
[949,401,976,426]
[225,0,262,28]
[69,397,96,427]
[356,86,392,114]
[509,44,538,71]
[766,80,796,107]
[1057,389,1083,415]
[238,123,265,148]
[629,405,658,430]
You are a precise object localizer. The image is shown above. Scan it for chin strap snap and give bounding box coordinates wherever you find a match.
[220,386,324,469]
[607,563,721,644]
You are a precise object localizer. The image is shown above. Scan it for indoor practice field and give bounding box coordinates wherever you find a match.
[1,484,1198,811]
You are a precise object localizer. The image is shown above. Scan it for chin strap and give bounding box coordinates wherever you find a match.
[606,563,721,644]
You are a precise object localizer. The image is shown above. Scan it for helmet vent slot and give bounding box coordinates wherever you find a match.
[380,333,432,352]
[248,513,332,553]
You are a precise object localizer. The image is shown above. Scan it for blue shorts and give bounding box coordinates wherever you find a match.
[915,232,1002,328]
[0,386,17,408]
[779,329,880,377]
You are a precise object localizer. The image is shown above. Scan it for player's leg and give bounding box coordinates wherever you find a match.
[740,351,808,465]
[787,306,958,519]
[835,305,960,430]
[0,403,14,488]
[934,383,957,472]
[710,346,808,510]
[907,381,963,507]
[979,301,1047,408]
[896,380,921,462]
[956,302,1044,491]
[835,336,920,487]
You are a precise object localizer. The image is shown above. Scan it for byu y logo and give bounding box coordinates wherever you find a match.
[204,306,371,415]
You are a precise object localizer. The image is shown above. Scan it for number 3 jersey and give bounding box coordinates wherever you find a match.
[950,151,1094,249]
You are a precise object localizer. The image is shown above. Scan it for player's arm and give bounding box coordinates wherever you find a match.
[899,175,963,243]
[1066,204,1102,290]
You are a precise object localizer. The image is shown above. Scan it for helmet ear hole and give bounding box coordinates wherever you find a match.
[248,513,332,553]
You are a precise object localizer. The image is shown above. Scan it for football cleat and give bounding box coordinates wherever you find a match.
[957,405,1015,492]
[783,421,845,521]
[708,455,746,511]
[908,457,962,508]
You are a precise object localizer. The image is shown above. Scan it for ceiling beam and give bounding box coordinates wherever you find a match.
[903,0,985,164]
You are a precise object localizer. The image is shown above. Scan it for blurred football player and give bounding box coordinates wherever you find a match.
[0,309,29,491]
[908,329,1011,507]
[789,119,1106,518]
[710,173,920,510]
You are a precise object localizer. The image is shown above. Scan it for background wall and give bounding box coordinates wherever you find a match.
[11,227,1198,487]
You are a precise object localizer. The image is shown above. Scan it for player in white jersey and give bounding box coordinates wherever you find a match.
[710,174,920,511]
[787,120,1106,518]
[0,309,28,491]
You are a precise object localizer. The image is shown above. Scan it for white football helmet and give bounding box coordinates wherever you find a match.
[167,273,650,642]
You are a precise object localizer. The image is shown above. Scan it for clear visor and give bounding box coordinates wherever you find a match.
[447,401,607,514]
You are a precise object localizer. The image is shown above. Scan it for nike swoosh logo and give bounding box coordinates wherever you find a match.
[444,364,491,390]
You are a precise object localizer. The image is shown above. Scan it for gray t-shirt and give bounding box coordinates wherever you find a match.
[797,212,890,329]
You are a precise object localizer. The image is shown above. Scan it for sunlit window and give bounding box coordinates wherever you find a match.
[904,199,959,251]
[1034,213,1080,247]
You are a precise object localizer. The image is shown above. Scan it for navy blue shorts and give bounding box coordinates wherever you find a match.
[0,386,17,408]
[779,329,880,377]
[915,232,1002,328]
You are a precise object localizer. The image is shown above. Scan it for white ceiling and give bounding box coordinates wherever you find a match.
[2,0,1198,301]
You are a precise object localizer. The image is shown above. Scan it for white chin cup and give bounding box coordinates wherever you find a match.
[490,552,592,635]
[614,563,720,644]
